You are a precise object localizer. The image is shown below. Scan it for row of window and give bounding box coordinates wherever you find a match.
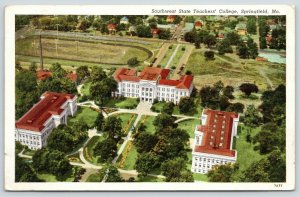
[19,139,40,146]
[194,157,230,165]
[17,134,40,140]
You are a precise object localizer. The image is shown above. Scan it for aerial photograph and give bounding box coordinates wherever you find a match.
[14,15,286,183]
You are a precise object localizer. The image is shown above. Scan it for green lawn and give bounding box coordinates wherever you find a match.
[67,152,83,164]
[111,113,137,134]
[117,143,138,170]
[37,167,79,182]
[141,115,156,134]
[173,99,203,118]
[151,102,164,112]
[160,44,177,67]
[86,172,101,182]
[83,136,105,165]
[234,125,264,175]
[167,44,186,68]
[105,98,138,109]
[81,82,91,97]
[23,149,36,156]
[69,106,98,128]
[177,119,200,138]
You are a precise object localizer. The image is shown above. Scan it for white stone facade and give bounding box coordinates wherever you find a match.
[15,94,77,150]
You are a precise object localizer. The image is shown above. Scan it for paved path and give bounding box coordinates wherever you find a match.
[173,44,194,78]
[18,149,32,159]
[175,116,198,123]
[165,44,181,69]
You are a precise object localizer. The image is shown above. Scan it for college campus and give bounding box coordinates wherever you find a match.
[15,15,286,183]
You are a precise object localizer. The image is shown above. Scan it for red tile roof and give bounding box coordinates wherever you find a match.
[194,109,239,157]
[107,24,117,29]
[37,70,52,80]
[37,70,78,83]
[113,67,192,89]
[151,28,160,35]
[66,72,78,82]
[15,92,75,132]
[195,21,203,27]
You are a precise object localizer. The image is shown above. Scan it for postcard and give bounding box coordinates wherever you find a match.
[5,4,295,191]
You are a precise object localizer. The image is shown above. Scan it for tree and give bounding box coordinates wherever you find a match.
[102,116,123,140]
[219,96,230,111]
[239,83,259,97]
[226,102,245,113]
[29,62,37,72]
[244,105,262,128]
[199,85,220,109]
[223,85,235,99]
[204,51,214,60]
[246,17,257,35]
[247,38,259,58]
[178,97,195,114]
[194,39,201,49]
[135,152,159,177]
[226,32,241,45]
[184,31,196,43]
[259,85,286,124]
[136,25,152,38]
[76,66,90,82]
[93,138,118,162]
[47,124,88,153]
[135,132,158,153]
[153,113,176,131]
[49,63,67,78]
[207,163,238,182]
[15,156,41,182]
[32,148,72,178]
[90,77,118,106]
[203,34,217,48]
[78,19,91,32]
[237,42,250,59]
[218,39,233,55]
[253,131,274,154]
[161,158,194,182]
[90,67,107,83]
[162,102,174,115]
[158,29,171,40]
[94,113,104,132]
[127,57,139,67]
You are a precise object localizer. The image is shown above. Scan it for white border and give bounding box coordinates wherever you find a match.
[5,4,295,191]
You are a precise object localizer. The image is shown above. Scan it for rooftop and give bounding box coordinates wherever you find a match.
[114,67,193,89]
[194,109,239,157]
[15,92,75,132]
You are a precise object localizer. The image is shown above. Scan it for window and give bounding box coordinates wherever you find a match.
[146,88,148,91]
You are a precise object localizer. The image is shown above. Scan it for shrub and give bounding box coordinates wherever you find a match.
[181,47,186,51]
[169,45,173,49]
[204,51,215,60]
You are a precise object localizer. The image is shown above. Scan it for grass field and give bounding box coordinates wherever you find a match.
[117,143,138,170]
[81,82,91,97]
[186,49,285,91]
[159,44,176,67]
[86,172,101,182]
[68,106,98,128]
[233,125,265,179]
[111,113,137,134]
[177,119,200,138]
[37,167,79,182]
[105,98,138,109]
[167,45,186,68]
[83,136,105,165]
[16,36,151,65]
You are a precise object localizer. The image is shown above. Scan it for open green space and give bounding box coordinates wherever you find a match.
[177,118,200,138]
[159,44,176,67]
[141,115,156,134]
[83,136,105,165]
[37,167,80,182]
[234,125,265,178]
[68,106,98,128]
[23,149,36,156]
[81,82,91,97]
[86,172,101,182]
[186,49,285,91]
[117,143,138,170]
[167,45,186,68]
[104,98,139,109]
[111,113,137,134]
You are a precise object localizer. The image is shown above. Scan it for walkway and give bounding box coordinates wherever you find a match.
[153,43,171,67]
[165,44,181,69]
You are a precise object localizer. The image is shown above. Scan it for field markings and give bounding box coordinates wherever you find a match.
[165,44,180,69]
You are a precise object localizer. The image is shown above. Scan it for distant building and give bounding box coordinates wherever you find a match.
[181,22,194,37]
[120,16,129,25]
[235,23,247,35]
[15,92,77,150]
[166,15,176,23]
[191,109,239,174]
[113,67,193,104]
[36,70,78,84]
[107,23,117,34]
[194,20,203,30]
[151,28,160,38]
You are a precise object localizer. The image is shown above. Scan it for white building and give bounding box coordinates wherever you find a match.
[191,109,239,174]
[15,92,77,150]
[113,67,193,104]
